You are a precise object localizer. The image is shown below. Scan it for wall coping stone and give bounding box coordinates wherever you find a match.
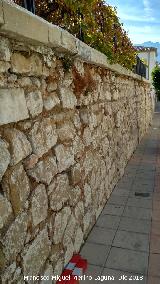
[0,0,150,84]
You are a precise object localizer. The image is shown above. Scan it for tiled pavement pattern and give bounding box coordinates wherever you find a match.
[80,103,160,284]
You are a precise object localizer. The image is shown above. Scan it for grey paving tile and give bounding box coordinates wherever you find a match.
[132,185,154,192]
[96,215,121,229]
[108,195,128,206]
[112,188,130,196]
[117,181,133,189]
[105,247,148,275]
[119,217,151,234]
[81,242,111,266]
[113,230,149,252]
[102,268,146,284]
[126,197,152,209]
[102,204,124,216]
[123,206,152,220]
[81,264,103,284]
[87,227,116,245]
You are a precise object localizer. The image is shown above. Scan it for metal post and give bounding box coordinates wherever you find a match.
[23,0,35,14]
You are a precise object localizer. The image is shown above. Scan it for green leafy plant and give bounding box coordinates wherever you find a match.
[14,0,136,70]
[152,65,160,100]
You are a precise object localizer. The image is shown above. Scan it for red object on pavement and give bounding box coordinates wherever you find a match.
[76,259,88,272]
[56,254,87,284]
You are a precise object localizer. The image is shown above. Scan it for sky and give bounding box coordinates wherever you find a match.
[105,0,160,44]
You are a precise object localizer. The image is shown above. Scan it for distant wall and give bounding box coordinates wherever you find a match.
[0,1,154,283]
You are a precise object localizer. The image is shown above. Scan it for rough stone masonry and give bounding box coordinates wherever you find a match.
[0,8,154,284]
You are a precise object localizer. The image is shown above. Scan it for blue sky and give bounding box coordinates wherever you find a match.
[106,0,160,43]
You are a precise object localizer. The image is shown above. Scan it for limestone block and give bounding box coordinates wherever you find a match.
[72,135,84,159]
[69,186,81,206]
[23,154,38,170]
[90,47,108,68]
[43,93,60,111]
[28,118,57,158]
[64,214,77,242]
[112,89,119,101]
[84,183,92,207]
[55,144,74,172]
[11,53,43,76]
[63,237,74,266]
[0,193,12,230]
[57,122,76,143]
[83,151,94,178]
[59,87,77,109]
[26,91,43,117]
[3,164,30,215]
[40,263,53,284]
[0,36,10,61]
[0,61,10,72]
[53,207,71,244]
[61,72,73,88]
[53,259,63,278]
[74,227,83,252]
[28,156,58,185]
[61,29,77,54]
[31,184,48,226]
[0,139,10,181]
[70,163,81,186]
[83,127,92,146]
[76,39,91,62]
[74,201,84,223]
[0,0,4,25]
[47,82,57,92]
[23,228,51,278]
[2,212,28,261]
[0,88,29,125]
[1,262,17,284]
[49,174,70,211]
[1,1,49,44]
[50,244,64,265]
[18,77,32,87]
[48,23,62,48]
[4,128,32,166]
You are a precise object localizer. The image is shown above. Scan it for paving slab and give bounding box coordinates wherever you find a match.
[87,227,116,245]
[81,242,111,266]
[126,197,152,209]
[107,195,128,206]
[101,204,124,216]
[123,206,152,220]
[105,247,149,275]
[96,215,121,229]
[113,230,149,252]
[119,217,151,234]
[112,188,130,196]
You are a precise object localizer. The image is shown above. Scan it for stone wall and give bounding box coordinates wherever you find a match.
[0,2,154,283]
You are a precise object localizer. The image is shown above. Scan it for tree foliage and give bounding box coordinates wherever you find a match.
[14,0,136,69]
[152,65,160,100]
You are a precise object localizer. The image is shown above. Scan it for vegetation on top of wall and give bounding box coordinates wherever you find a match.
[152,65,160,100]
[14,0,136,70]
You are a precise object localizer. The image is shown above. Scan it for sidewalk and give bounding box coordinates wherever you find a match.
[80,103,160,284]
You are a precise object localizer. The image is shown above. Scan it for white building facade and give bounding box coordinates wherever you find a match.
[135,47,157,81]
